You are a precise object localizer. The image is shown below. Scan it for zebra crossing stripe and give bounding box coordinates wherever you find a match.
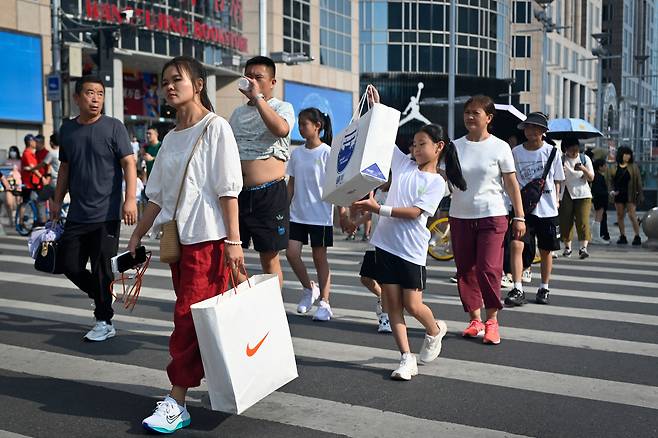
[0,343,531,438]
[0,298,657,410]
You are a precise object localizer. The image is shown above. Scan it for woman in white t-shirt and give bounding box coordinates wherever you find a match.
[559,137,594,258]
[354,120,468,381]
[127,56,243,434]
[449,95,526,346]
[286,107,336,321]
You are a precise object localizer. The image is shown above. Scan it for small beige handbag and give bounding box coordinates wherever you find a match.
[159,116,215,263]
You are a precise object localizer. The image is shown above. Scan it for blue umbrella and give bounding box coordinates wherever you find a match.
[546,118,603,140]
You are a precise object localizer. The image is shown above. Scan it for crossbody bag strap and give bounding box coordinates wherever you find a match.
[541,146,558,181]
[172,115,217,219]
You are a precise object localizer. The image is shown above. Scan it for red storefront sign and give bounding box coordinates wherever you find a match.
[84,0,247,53]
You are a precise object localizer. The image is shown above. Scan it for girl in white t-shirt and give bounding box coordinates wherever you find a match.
[286,108,336,321]
[449,95,526,346]
[127,56,243,434]
[354,120,468,381]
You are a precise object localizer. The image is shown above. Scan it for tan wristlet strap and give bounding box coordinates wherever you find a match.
[172,115,216,220]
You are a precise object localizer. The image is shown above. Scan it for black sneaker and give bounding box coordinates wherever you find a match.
[504,288,527,307]
[536,288,550,304]
[617,235,628,245]
[579,247,589,259]
[632,235,642,246]
[562,248,572,257]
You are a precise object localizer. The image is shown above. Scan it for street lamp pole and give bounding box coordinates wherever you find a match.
[634,55,649,157]
[448,0,456,139]
[259,0,267,56]
[51,0,62,131]
[534,0,555,115]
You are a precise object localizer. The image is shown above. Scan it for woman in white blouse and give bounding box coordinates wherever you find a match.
[127,56,243,434]
[558,138,594,259]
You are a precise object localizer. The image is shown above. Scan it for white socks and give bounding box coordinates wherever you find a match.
[514,282,523,291]
[540,283,549,290]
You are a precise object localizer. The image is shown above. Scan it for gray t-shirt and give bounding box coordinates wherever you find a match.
[44,149,60,187]
[228,97,295,161]
[59,115,133,223]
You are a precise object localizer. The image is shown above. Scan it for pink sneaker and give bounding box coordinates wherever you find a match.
[462,320,485,338]
[483,320,501,345]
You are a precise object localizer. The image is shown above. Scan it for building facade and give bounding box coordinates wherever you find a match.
[0,0,53,148]
[359,0,513,142]
[510,0,602,122]
[0,0,360,152]
[602,0,658,160]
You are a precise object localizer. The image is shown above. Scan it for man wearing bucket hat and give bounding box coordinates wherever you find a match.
[505,112,565,306]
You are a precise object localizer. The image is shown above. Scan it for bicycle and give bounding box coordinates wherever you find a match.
[14,186,68,236]
[428,216,453,261]
[427,215,540,263]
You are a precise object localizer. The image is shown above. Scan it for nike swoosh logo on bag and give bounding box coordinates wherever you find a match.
[246,332,269,357]
[166,412,182,424]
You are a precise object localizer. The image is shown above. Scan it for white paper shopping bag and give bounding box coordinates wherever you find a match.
[190,274,298,414]
[322,88,401,206]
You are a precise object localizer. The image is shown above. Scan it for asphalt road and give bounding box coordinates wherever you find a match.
[0,225,657,438]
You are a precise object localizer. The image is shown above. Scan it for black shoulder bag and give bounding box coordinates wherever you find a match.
[519,146,558,216]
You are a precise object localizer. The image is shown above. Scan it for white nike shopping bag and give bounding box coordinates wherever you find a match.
[190,273,298,414]
[322,87,401,206]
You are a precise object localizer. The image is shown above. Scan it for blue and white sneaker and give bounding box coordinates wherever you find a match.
[83,320,116,342]
[142,396,191,434]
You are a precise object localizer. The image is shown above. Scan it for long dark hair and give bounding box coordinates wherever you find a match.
[417,124,467,191]
[616,146,634,164]
[299,107,333,145]
[8,145,21,160]
[161,56,214,112]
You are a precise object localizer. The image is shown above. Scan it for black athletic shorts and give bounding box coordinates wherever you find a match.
[359,250,379,280]
[374,247,426,290]
[238,179,289,252]
[592,196,608,211]
[289,221,333,247]
[521,215,561,252]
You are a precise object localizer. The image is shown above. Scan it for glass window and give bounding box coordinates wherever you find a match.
[388,44,402,71]
[320,0,352,70]
[388,3,402,29]
[284,0,311,56]
[513,1,531,24]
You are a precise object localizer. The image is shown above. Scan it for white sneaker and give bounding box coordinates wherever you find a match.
[375,299,383,317]
[500,274,513,289]
[391,352,418,381]
[83,320,116,342]
[419,320,448,363]
[297,282,320,314]
[591,236,610,245]
[377,313,392,333]
[522,269,532,284]
[142,395,191,434]
[313,300,333,321]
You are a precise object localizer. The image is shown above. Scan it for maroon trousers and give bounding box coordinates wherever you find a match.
[167,240,229,388]
[449,216,508,313]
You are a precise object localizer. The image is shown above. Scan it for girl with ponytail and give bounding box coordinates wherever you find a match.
[129,55,243,433]
[353,88,458,380]
[286,107,336,321]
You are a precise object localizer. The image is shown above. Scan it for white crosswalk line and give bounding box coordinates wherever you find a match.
[0,343,531,438]
[1,298,657,411]
[3,266,658,326]
[3,294,657,358]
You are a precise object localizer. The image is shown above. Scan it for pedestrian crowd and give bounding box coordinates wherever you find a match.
[2,54,647,434]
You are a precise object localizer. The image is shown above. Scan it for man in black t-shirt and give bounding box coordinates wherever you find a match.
[52,75,137,342]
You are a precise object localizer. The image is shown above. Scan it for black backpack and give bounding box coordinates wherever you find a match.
[519,147,557,216]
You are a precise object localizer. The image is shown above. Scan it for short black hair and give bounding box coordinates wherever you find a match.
[50,132,58,146]
[245,56,276,78]
[616,146,634,164]
[593,158,606,170]
[75,75,105,95]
